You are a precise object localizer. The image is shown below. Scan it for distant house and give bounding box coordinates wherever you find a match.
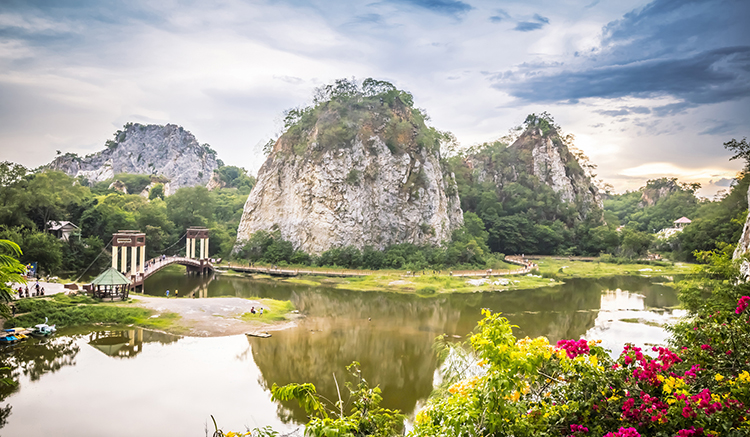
[674,217,692,229]
[656,217,692,240]
[47,221,79,241]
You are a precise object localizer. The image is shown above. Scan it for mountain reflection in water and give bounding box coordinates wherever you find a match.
[0,272,681,434]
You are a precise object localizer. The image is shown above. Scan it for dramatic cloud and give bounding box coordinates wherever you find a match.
[0,0,746,196]
[493,0,750,108]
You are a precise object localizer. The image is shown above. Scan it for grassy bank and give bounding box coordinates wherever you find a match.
[532,258,693,278]
[282,272,562,293]
[266,258,696,294]
[5,294,182,332]
[240,298,296,322]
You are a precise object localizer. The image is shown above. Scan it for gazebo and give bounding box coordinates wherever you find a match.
[91,267,132,300]
[674,217,692,229]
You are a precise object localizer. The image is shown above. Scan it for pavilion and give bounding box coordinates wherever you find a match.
[674,217,692,229]
[91,267,132,300]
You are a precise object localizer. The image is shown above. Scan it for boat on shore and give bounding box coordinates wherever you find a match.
[30,318,56,337]
[0,328,29,344]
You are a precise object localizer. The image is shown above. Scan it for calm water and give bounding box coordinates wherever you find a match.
[0,269,682,436]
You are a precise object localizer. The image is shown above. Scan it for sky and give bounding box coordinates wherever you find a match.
[0,0,748,197]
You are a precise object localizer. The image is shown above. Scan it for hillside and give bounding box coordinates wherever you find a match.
[48,123,220,195]
[235,79,463,255]
[446,113,611,255]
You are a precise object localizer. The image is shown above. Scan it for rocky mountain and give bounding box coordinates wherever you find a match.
[235,79,463,255]
[48,123,219,195]
[464,114,602,219]
[734,185,750,277]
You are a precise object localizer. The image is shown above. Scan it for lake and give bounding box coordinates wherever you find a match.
[0,270,683,436]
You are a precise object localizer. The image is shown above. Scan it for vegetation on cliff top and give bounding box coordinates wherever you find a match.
[272,78,454,158]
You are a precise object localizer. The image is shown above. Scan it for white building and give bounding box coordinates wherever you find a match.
[47,221,79,241]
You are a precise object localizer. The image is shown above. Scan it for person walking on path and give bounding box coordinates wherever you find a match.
[166,289,170,298]
[174,289,178,298]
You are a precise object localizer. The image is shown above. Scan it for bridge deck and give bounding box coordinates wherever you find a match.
[129,256,214,288]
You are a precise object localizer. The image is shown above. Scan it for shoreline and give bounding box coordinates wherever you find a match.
[125,294,301,337]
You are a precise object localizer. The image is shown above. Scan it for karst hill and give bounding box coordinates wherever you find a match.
[48,123,220,195]
[235,79,464,255]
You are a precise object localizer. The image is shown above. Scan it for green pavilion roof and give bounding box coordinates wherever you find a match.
[91,267,131,286]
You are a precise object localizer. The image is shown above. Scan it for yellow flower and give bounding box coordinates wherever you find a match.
[715,374,725,382]
[737,371,750,384]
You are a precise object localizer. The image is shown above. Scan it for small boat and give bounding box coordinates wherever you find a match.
[0,329,28,344]
[245,332,272,338]
[30,317,56,337]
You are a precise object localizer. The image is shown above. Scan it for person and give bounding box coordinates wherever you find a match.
[250,306,256,314]
[166,289,170,297]
[41,287,45,295]
[11,305,16,317]
[259,308,263,316]
[174,289,178,298]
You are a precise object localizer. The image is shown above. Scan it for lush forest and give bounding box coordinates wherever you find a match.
[0,161,255,277]
[0,78,746,276]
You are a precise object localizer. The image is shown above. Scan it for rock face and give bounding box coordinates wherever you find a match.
[49,123,219,195]
[235,93,463,255]
[733,186,750,277]
[640,178,681,207]
[466,125,602,218]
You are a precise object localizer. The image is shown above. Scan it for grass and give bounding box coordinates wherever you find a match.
[283,278,322,286]
[240,298,295,322]
[620,318,663,328]
[533,258,694,279]
[290,272,563,294]
[6,294,181,331]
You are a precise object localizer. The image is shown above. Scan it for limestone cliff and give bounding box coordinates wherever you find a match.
[464,116,602,219]
[48,123,219,195]
[733,185,750,277]
[235,80,463,254]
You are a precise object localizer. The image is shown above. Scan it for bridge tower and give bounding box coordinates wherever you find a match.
[186,227,210,260]
[112,230,146,277]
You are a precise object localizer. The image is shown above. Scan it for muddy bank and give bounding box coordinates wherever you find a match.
[129,295,299,337]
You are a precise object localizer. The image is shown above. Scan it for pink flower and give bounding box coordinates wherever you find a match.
[556,339,590,358]
[677,427,704,436]
[570,424,589,434]
[603,427,641,437]
[736,296,750,314]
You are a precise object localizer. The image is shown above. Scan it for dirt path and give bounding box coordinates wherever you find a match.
[129,295,298,337]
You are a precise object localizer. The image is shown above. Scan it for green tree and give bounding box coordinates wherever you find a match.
[166,186,214,230]
[148,183,164,200]
[0,239,25,318]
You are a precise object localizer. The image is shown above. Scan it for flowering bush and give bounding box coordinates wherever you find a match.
[412,247,750,436]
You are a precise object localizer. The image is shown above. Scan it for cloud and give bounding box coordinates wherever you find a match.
[698,120,737,136]
[711,177,734,187]
[389,0,473,16]
[491,0,750,111]
[499,46,750,104]
[596,106,651,117]
[513,13,550,32]
[489,9,510,23]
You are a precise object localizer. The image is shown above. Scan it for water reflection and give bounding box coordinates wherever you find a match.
[0,336,81,430]
[1,270,683,433]
[87,328,180,358]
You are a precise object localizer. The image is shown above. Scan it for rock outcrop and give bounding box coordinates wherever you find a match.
[733,185,750,277]
[48,123,219,195]
[235,82,463,254]
[465,119,602,219]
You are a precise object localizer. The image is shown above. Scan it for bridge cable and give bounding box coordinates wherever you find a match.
[71,235,114,283]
